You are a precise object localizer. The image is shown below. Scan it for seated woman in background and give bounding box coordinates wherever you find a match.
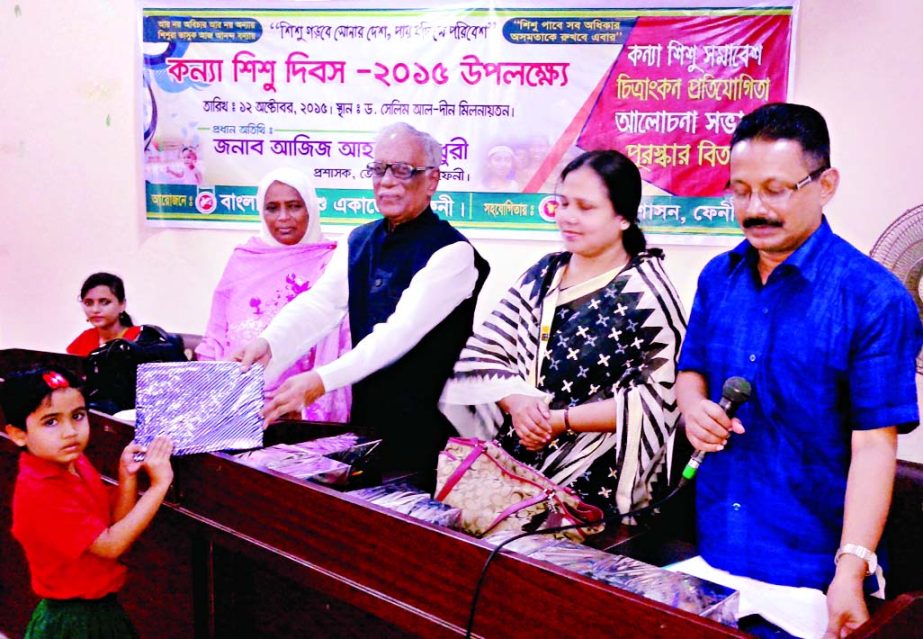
[196,167,351,422]
[67,272,140,356]
[440,150,686,516]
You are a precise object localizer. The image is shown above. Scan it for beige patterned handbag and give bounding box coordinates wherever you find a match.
[434,437,605,542]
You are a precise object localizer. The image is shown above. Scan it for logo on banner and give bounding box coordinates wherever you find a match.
[195,189,217,214]
[539,196,561,223]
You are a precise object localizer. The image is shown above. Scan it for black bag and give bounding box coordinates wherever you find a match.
[85,325,187,413]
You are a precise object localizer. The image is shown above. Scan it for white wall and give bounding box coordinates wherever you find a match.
[1,0,922,460]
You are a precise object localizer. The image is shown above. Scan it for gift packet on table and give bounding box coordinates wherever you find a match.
[348,481,462,528]
[233,433,381,487]
[666,557,829,639]
[268,454,352,484]
[134,361,264,455]
[294,433,383,479]
[483,531,739,626]
[234,444,308,468]
[482,532,611,575]
[349,481,430,509]
[406,499,462,529]
[325,438,381,468]
[484,532,613,574]
[291,432,360,456]
[588,554,739,625]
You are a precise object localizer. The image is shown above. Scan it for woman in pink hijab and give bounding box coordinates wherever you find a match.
[196,168,351,422]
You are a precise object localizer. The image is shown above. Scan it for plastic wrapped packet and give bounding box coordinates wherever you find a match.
[233,434,382,488]
[484,532,614,574]
[292,433,360,456]
[527,539,614,575]
[349,481,461,528]
[368,489,431,511]
[406,499,462,528]
[484,531,738,627]
[268,454,351,485]
[348,481,428,504]
[233,444,312,469]
[134,361,264,455]
[481,531,562,556]
[588,554,739,625]
[326,438,382,466]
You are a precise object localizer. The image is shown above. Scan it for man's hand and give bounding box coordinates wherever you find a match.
[683,397,745,452]
[233,337,272,372]
[263,371,325,424]
[823,427,896,637]
[823,560,869,638]
[499,394,551,451]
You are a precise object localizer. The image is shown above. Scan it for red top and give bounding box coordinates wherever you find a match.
[66,326,142,356]
[11,452,127,599]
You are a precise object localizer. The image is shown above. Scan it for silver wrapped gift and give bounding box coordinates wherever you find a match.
[134,361,264,455]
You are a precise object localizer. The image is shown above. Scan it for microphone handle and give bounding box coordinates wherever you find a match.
[680,396,740,483]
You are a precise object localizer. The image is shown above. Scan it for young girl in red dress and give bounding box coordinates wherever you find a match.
[1,366,173,638]
[67,273,141,356]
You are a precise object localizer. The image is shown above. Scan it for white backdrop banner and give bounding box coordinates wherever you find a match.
[140,1,795,240]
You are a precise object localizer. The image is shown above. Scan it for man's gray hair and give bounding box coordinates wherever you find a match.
[375,122,442,167]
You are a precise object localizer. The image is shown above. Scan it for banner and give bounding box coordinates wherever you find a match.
[140,1,795,241]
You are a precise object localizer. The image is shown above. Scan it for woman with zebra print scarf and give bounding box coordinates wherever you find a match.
[440,150,686,516]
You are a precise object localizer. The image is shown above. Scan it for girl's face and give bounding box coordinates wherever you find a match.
[80,285,126,330]
[6,388,89,470]
[263,181,309,245]
[555,166,626,259]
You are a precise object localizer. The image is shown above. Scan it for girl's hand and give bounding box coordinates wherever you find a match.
[119,443,145,479]
[142,436,174,489]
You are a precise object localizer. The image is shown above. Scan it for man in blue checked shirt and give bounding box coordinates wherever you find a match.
[676,103,922,638]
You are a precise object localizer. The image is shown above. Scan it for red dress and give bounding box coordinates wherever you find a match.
[11,453,127,598]
[66,326,142,356]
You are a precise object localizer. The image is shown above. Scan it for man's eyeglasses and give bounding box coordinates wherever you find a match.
[725,165,829,208]
[366,162,435,180]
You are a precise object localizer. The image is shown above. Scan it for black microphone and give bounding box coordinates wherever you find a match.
[680,376,751,483]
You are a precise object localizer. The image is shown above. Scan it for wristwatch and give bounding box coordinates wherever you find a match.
[835,544,878,576]
[562,408,576,436]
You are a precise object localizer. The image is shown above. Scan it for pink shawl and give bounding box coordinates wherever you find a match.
[196,236,351,422]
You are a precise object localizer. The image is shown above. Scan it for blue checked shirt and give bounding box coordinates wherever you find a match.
[678,217,922,589]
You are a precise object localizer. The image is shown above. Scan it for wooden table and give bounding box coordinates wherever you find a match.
[0,349,920,638]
